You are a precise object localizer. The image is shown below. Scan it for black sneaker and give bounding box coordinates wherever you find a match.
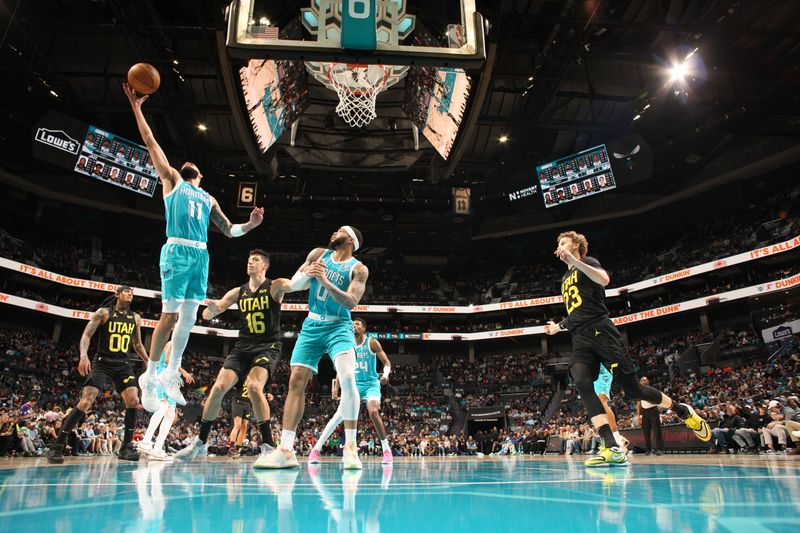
[118,442,140,462]
[47,444,65,464]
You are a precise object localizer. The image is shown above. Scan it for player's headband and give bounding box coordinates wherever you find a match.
[342,226,360,251]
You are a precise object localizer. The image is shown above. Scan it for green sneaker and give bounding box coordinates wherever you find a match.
[585,446,628,467]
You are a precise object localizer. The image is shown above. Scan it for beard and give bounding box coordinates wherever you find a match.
[329,235,347,249]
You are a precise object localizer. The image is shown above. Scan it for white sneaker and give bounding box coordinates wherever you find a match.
[342,442,362,470]
[174,438,208,462]
[158,371,186,406]
[253,446,299,469]
[138,441,153,454]
[148,448,174,462]
[139,373,162,413]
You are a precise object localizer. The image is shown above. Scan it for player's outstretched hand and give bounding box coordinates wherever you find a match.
[78,355,92,376]
[203,299,221,317]
[380,375,389,385]
[122,83,149,110]
[184,374,195,385]
[544,321,560,335]
[249,207,264,227]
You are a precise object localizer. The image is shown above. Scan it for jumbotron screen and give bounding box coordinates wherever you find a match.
[537,144,616,208]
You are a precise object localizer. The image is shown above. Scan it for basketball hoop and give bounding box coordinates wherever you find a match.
[325,63,390,128]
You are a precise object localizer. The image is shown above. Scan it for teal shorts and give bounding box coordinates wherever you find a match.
[290,317,356,373]
[593,364,614,398]
[357,380,381,402]
[159,242,209,310]
[155,368,177,407]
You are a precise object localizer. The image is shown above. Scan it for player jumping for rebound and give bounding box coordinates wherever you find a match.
[309,317,393,464]
[47,286,148,463]
[544,231,710,467]
[124,83,263,410]
[175,250,295,465]
[259,226,369,469]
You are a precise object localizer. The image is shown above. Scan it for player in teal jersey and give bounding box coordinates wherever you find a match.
[592,363,629,455]
[309,317,393,465]
[124,83,264,410]
[258,226,369,469]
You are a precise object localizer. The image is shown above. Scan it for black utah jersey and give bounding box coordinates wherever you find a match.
[237,279,281,347]
[560,256,609,332]
[95,307,136,360]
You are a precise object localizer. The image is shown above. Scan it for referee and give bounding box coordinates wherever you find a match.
[637,376,664,455]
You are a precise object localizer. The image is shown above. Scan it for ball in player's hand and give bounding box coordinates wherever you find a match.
[127,63,161,95]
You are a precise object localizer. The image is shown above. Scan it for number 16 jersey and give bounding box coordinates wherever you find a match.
[560,256,609,332]
[237,279,281,348]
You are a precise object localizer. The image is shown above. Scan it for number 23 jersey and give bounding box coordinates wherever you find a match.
[560,256,609,331]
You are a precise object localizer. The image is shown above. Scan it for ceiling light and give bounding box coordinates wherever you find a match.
[633,114,641,121]
[259,16,270,25]
[499,135,509,143]
[49,90,59,97]
[173,59,179,65]
[197,124,208,131]
[669,62,688,82]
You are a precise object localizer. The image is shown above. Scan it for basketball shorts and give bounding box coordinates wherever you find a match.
[84,358,137,394]
[223,342,281,384]
[291,317,356,373]
[357,380,381,403]
[159,242,209,311]
[593,363,614,399]
[570,318,636,379]
[154,367,177,407]
[230,397,253,421]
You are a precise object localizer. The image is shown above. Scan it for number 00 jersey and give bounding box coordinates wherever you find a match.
[95,307,136,360]
[236,279,281,348]
[560,256,609,332]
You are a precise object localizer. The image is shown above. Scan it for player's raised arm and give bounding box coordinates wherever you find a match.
[370,338,392,384]
[122,83,179,193]
[209,198,263,238]
[202,287,240,320]
[307,261,369,309]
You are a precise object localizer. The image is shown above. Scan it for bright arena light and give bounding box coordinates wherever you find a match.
[669,62,689,82]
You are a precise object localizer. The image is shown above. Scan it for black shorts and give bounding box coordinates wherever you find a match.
[231,397,253,421]
[570,318,635,377]
[83,358,137,394]
[223,342,281,384]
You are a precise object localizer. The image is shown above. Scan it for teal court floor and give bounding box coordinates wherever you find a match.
[0,455,798,532]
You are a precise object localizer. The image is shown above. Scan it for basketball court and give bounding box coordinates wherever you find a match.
[1,456,799,532]
[2,0,800,532]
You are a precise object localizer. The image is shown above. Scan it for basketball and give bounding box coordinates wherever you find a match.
[127,63,160,95]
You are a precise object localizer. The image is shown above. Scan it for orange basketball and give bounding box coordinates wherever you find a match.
[127,63,161,95]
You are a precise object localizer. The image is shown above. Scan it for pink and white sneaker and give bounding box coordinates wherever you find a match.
[308,449,321,464]
[381,450,393,464]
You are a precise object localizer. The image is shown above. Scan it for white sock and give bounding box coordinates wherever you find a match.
[280,430,296,450]
[381,439,390,453]
[345,428,356,445]
[144,362,157,376]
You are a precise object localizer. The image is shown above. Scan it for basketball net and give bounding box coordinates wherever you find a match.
[326,63,389,128]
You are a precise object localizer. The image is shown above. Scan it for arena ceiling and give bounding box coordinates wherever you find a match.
[0,0,799,253]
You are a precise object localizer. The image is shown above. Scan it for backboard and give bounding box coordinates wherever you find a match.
[226,0,486,69]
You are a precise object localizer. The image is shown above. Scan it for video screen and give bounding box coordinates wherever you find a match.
[537,144,616,208]
[74,125,159,197]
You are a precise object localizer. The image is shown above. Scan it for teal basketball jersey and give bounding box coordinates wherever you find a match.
[308,249,360,319]
[355,337,378,383]
[164,180,212,242]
